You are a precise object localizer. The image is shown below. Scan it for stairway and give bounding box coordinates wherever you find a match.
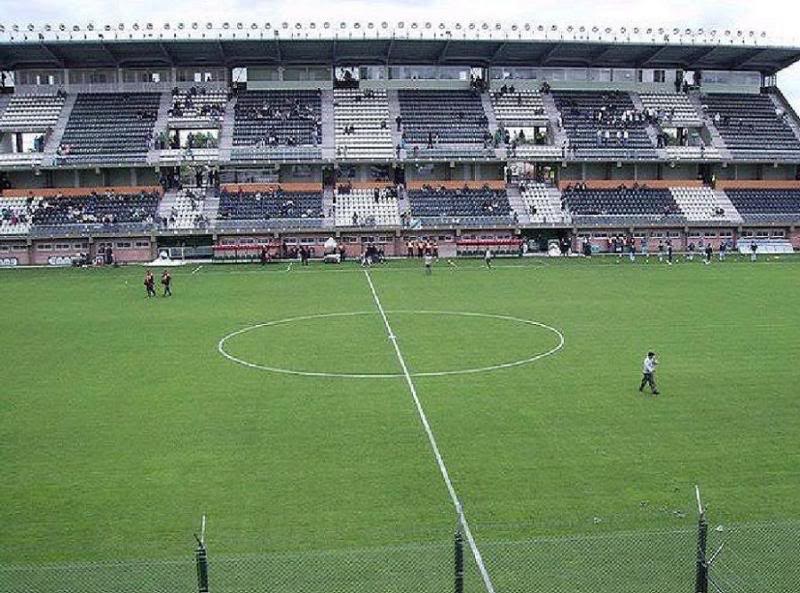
[202,190,220,223]
[712,189,744,224]
[386,90,404,157]
[768,92,800,143]
[322,186,335,227]
[217,95,237,161]
[540,93,568,151]
[505,184,530,225]
[145,92,173,164]
[630,91,668,159]
[157,189,180,222]
[319,89,335,160]
[42,93,77,157]
[0,94,10,120]
[687,92,732,160]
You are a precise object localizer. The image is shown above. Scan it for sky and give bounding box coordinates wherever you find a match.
[2,0,800,104]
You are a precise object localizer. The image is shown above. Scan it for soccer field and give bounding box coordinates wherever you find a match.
[2,256,799,592]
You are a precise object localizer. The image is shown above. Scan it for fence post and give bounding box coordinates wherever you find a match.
[195,514,210,593]
[454,524,464,593]
[694,487,708,593]
[196,539,210,593]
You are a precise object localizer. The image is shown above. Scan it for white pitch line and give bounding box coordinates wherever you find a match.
[191,265,203,275]
[363,270,496,593]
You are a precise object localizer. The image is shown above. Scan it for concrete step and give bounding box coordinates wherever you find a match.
[540,92,568,149]
[387,90,403,152]
[0,94,10,120]
[713,189,744,224]
[687,92,732,160]
[43,93,77,154]
[320,89,335,150]
[768,93,800,143]
[217,96,237,150]
[505,184,530,225]
[480,92,499,137]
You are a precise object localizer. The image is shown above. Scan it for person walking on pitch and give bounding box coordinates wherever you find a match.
[424,252,433,275]
[484,248,493,269]
[639,351,660,395]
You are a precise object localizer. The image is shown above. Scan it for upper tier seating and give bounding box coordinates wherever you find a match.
[398,90,489,145]
[552,91,657,159]
[29,191,160,227]
[639,93,702,126]
[562,185,685,224]
[218,190,324,220]
[334,89,394,159]
[700,93,800,158]
[0,197,36,234]
[491,89,547,126]
[334,187,400,226]
[168,87,227,126]
[233,90,322,148]
[724,189,800,222]
[0,94,65,130]
[58,93,160,162]
[408,186,511,219]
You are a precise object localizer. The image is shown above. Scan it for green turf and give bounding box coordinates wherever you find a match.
[1,255,799,592]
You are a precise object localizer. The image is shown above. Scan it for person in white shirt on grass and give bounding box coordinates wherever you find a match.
[639,351,660,395]
[484,248,493,269]
[424,252,434,275]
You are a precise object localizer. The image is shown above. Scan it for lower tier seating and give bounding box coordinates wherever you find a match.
[334,187,400,226]
[408,186,511,218]
[218,190,324,220]
[30,191,160,226]
[724,189,800,222]
[563,185,685,224]
[0,197,36,234]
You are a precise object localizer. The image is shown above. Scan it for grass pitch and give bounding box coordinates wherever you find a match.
[1,255,799,591]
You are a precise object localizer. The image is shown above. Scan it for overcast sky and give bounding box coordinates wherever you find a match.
[3,0,800,104]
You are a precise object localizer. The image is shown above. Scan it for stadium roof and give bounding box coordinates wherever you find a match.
[1,23,800,74]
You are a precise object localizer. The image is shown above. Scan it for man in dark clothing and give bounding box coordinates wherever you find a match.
[161,270,172,297]
[144,271,156,297]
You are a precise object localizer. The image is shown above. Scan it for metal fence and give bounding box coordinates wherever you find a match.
[1,519,798,593]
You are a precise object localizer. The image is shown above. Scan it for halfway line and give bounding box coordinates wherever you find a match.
[363,270,496,593]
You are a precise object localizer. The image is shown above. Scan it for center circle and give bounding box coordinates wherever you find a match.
[217,311,564,379]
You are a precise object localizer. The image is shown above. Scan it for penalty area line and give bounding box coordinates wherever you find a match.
[362,270,496,593]
[191,265,203,275]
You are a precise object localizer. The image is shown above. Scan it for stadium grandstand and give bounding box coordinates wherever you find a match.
[1,21,800,265]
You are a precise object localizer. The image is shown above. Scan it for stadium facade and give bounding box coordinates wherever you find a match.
[1,22,800,265]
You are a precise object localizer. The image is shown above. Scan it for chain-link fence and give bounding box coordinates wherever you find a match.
[1,520,797,593]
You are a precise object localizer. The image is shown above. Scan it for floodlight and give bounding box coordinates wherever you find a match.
[0,25,5,33]
[206,22,213,29]
[620,27,626,34]
[191,22,198,30]
[381,22,388,29]
[323,22,330,29]
[339,21,346,29]
[398,21,405,29]
[132,23,140,30]
[44,24,52,31]
[354,22,361,29]
[411,22,419,29]
[633,27,639,34]
[163,23,171,30]
[59,24,67,31]
[177,23,185,30]
[567,25,573,32]
[222,22,230,30]
[236,22,243,30]
[27,24,34,31]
